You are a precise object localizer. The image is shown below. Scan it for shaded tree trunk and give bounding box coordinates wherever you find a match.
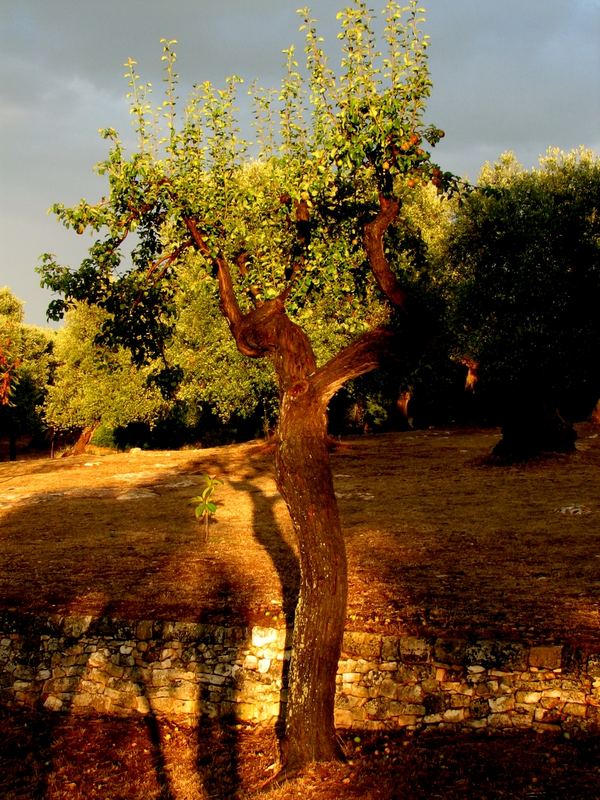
[493,396,576,461]
[68,424,98,456]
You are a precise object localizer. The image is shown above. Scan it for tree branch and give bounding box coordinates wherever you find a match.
[310,328,396,407]
[183,217,264,356]
[363,194,408,309]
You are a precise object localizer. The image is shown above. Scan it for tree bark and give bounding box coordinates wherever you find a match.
[275,381,347,771]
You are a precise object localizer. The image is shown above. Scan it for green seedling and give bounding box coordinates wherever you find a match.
[191,474,223,542]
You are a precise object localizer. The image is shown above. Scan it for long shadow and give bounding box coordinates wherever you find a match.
[224,461,300,741]
[0,458,255,800]
[0,611,179,800]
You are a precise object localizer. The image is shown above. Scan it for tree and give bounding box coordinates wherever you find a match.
[443,148,600,460]
[43,302,172,445]
[167,265,279,433]
[39,1,456,775]
[0,288,55,460]
[0,289,23,409]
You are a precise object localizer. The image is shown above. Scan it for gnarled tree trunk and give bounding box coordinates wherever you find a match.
[184,194,409,776]
[275,383,347,768]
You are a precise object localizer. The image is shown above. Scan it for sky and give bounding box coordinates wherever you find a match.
[1,0,599,327]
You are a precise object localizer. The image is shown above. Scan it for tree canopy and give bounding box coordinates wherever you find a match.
[442,147,600,458]
[0,288,55,459]
[44,302,171,436]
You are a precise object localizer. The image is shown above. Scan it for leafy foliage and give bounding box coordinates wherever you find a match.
[0,288,55,451]
[37,1,454,374]
[43,303,171,433]
[443,147,600,418]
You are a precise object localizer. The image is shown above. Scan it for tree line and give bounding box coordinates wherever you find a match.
[3,149,599,461]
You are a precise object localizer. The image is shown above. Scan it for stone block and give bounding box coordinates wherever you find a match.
[251,626,279,649]
[562,702,587,718]
[397,684,423,703]
[423,694,444,715]
[398,714,420,727]
[529,646,563,671]
[400,637,431,664]
[171,683,197,701]
[242,655,258,670]
[378,678,398,699]
[465,640,527,671]
[72,693,92,708]
[442,708,465,723]
[381,636,399,661]
[334,709,354,727]
[434,638,468,665]
[488,696,515,713]
[345,685,370,698]
[43,695,63,711]
[515,691,542,705]
[587,654,600,678]
[43,677,76,694]
[342,632,381,660]
[450,694,472,709]
[364,697,387,718]
[488,712,513,728]
[512,708,535,726]
[63,616,94,638]
[389,702,425,717]
[469,698,490,720]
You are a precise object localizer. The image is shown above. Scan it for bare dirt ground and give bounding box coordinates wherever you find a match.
[1,425,599,644]
[1,425,599,799]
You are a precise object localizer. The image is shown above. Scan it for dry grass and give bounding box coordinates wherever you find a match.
[1,424,600,798]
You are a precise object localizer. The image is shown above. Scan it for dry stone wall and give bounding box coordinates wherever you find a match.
[1,612,599,734]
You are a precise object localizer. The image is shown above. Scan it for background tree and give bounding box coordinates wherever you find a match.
[167,264,279,438]
[39,1,457,775]
[0,287,55,460]
[443,148,600,460]
[44,302,172,449]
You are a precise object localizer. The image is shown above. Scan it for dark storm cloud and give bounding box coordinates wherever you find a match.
[1,0,598,323]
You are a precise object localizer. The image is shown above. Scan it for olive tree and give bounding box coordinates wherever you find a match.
[39,1,454,773]
[443,148,600,460]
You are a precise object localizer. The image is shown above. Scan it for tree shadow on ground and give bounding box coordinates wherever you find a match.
[0,462,261,799]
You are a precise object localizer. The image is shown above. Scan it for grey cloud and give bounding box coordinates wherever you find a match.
[1,0,599,324]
